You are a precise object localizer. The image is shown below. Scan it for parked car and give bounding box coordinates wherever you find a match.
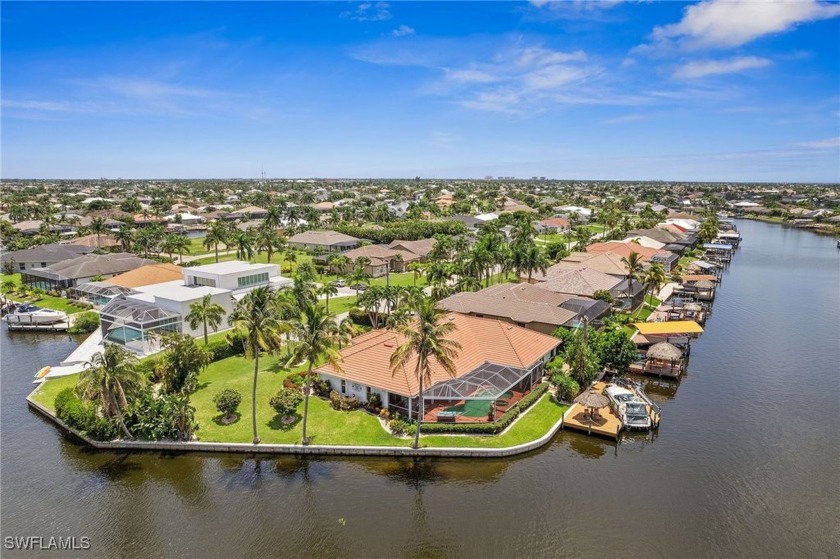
[349,283,368,291]
[331,279,346,287]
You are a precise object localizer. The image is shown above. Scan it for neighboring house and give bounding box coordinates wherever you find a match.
[388,238,437,261]
[315,312,561,423]
[227,206,268,220]
[100,261,292,354]
[1,243,95,272]
[535,217,570,234]
[21,253,154,290]
[60,233,120,250]
[552,252,629,279]
[288,230,360,252]
[163,212,204,225]
[339,245,419,277]
[106,263,185,289]
[534,267,645,311]
[445,215,484,232]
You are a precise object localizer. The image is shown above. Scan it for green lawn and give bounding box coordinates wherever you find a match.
[30,373,79,410]
[2,273,89,314]
[320,296,358,316]
[536,233,570,244]
[421,396,567,448]
[1,273,23,288]
[31,351,566,449]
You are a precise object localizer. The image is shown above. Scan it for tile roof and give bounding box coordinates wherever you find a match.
[388,238,437,258]
[0,243,94,263]
[288,230,359,245]
[342,244,420,262]
[315,312,560,397]
[27,253,154,281]
[534,268,621,297]
[107,263,185,288]
[438,291,578,327]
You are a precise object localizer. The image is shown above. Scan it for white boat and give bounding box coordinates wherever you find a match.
[4,303,68,325]
[604,383,652,430]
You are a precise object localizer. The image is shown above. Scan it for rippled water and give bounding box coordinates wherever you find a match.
[2,219,838,558]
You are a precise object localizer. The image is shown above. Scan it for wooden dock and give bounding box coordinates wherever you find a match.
[562,381,660,440]
[5,320,70,332]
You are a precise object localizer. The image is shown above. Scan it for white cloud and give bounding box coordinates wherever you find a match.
[341,2,391,22]
[798,137,840,149]
[674,56,772,79]
[444,68,499,84]
[518,47,587,67]
[392,25,415,37]
[652,0,840,49]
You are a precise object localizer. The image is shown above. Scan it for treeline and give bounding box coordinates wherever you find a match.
[334,220,467,243]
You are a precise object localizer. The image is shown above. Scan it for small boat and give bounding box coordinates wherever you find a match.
[3,303,68,325]
[604,383,652,430]
[34,366,51,380]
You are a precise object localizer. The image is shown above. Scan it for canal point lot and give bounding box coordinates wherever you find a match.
[30,351,568,449]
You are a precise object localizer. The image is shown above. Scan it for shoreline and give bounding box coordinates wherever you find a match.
[739,214,838,236]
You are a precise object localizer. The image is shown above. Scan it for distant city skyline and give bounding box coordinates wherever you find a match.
[3,1,839,182]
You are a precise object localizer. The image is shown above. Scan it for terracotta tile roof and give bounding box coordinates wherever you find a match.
[534,268,621,297]
[438,291,578,327]
[288,230,359,246]
[315,312,560,397]
[106,263,184,288]
[586,242,661,260]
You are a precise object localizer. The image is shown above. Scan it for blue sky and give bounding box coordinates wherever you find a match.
[2,1,839,182]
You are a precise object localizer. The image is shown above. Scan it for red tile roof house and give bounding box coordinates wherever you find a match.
[315,312,561,424]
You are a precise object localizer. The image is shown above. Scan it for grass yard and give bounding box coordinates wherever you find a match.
[320,296,357,316]
[421,396,567,448]
[1,273,23,288]
[536,233,570,244]
[30,373,80,411]
[191,353,397,446]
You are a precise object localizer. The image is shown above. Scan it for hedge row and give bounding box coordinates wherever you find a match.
[334,220,467,244]
[419,383,549,435]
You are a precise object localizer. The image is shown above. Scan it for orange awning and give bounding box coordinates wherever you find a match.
[631,321,704,335]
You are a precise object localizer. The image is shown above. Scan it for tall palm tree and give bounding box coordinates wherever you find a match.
[171,234,191,263]
[318,282,338,313]
[335,316,361,349]
[346,265,371,296]
[186,294,226,345]
[228,286,285,444]
[407,262,424,287]
[89,216,108,249]
[161,234,181,261]
[255,226,282,263]
[389,297,462,450]
[232,230,255,261]
[114,225,135,252]
[643,263,667,307]
[204,220,228,263]
[520,243,551,283]
[77,344,146,440]
[286,303,342,445]
[620,251,645,312]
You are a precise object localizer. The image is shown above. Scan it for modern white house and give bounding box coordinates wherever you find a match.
[99,261,293,354]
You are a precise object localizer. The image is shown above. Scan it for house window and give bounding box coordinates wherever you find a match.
[192,276,217,287]
[19,263,25,271]
[366,386,372,400]
[340,380,346,394]
[40,262,47,268]
[237,272,269,288]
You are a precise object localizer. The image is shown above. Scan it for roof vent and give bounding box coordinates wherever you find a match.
[383,342,394,348]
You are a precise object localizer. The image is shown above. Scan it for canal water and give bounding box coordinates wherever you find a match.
[1,219,838,558]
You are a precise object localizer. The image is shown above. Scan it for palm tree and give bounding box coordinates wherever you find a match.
[77,344,146,440]
[407,262,424,287]
[389,297,462,450]
[286,303,342,445]
[114,224,135,252]
[318,282,338,313]
[161,234,181,261]
[335,316,361,349]
[204,220,228,263]
[520,243,551,283]
[620,251,645,313]
[282,250,298,274]
[185,294,226,345]
[232,230,255,261]
[89,216,108,249]
[346,265,371,296]
[171,234,191,262]
[228,286,285,444]
[643,263,667,307]
[255,226,282,263]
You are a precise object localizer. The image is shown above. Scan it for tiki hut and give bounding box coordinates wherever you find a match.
[690,279,716,301]
[645,342,685,378]
[574,389,610,421]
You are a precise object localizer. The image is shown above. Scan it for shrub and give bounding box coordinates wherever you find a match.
[593,289,614,303]
[283,371,306,390]
[551,374,580,402]
[312,378,332,398]
[348,307,372,327]
[379,408,391,421]
[213,389,242,419]
[68,311,100,334]
[86,417,118,441]
[329,390,360,411]
[388,418,413,435]
[270,389,303,417]
[365,392,382,413]
[55,391,96,432]
[205,336,244,362]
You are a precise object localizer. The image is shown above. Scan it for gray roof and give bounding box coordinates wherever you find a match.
[288,230,359,246]
[24,253,154,281]
[1,243,95,263]
[535,268,621,297]
[438,290,578,327]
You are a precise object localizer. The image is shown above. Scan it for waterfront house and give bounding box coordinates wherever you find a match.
[288,230,360,252]
[315,312,560,423]
[99,261,292,354]
[20,253,154,291]
[336,245,419,277]
[535,217,571,234]
[1,243,95,272]
[387,238,437,261]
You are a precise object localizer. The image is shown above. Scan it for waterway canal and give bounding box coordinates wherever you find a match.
[1,219,838,557]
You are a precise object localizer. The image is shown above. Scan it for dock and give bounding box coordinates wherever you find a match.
[5,319,70,332]
[562,381,660,440]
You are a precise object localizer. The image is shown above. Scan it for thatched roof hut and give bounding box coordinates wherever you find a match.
[647,342,683,362]
[574,389,610,409]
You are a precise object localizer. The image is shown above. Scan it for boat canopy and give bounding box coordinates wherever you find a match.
[703,243,733,251]
[631,321,704,336]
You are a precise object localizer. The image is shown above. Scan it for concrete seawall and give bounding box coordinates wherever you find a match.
[26,393,566,459]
